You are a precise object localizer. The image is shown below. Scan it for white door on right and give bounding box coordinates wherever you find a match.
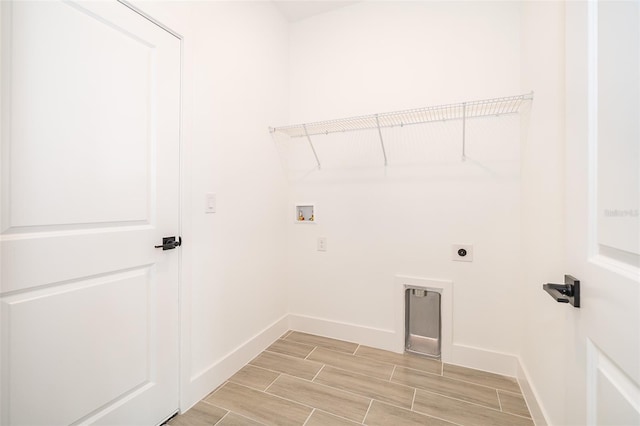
[565,1,640,425]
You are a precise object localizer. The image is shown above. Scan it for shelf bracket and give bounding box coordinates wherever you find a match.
[461,102,467,161]
[375,114,388,166]
[303,124,321,169]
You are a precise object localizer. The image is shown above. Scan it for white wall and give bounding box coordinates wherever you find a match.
[285,1,526,374]
[519,2,566,425]
[131,1,291,410]
[127,2,568,422]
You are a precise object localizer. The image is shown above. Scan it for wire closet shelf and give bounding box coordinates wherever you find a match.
[269,92,533,168]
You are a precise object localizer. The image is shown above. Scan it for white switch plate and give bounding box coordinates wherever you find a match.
[205,193,216,213]
[317,237,327,252]
[452,244,473,262]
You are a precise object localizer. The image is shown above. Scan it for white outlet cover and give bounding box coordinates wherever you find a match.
[317,237,327,252]
[205,193,216,213]
[452,244,473,262]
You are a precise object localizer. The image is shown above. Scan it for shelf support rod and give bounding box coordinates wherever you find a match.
[461,102,467,161]
[303,124,321,169]
[375,114,388,166]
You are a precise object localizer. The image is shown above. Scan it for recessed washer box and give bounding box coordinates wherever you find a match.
[294,203,316,223]
[452,244,473,262]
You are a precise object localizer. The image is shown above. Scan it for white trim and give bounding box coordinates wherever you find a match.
[288,313,397,352]
[177,311,537,416]
[181,314,289,412]
[449,344,519,377]
[517,358,551,426]
[586,0,599,259]
[586,339,640,426]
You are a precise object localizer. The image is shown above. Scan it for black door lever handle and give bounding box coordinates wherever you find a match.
[542,275,580,308]
[155,236,182,250]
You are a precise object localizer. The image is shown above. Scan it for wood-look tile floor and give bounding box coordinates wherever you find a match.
[168,331,534,426]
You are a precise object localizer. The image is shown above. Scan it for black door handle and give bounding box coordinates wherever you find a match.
[543,275,580,307]
[155,236,182,250]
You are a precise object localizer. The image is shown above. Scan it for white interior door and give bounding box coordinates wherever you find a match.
[0,1,181,424]
[565,1,640,424]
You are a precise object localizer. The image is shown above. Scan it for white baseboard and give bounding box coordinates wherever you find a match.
[289,312,521,378]
[449,343,519,377]
[288,313,397,352]
[181,314,289,412]
[179,311,544,422]
[517,359,550,426]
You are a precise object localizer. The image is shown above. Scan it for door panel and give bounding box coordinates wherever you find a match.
[4,268,151,425]
[596,0,639,263]
[565,1,640,425]
[1,1,180,425]
[7,1,151,228]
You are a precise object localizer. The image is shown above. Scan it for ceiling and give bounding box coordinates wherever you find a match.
[271,1,359,23]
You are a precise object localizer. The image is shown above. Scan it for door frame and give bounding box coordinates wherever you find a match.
[109,1,189,419]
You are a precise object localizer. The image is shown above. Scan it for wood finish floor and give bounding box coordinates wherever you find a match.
[168,331,533,426]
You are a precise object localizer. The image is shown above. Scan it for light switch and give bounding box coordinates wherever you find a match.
[205,193,216,213]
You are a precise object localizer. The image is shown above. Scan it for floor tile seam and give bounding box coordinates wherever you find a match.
[304,382,416,421]
[369,399,465,426]
[310,377,416,411]
[282,330,293,339]
[263,384,370,423]
[413,388,532,419]
[204,399,268,426]
[442,364,521,391]
[361,399,374,424]
[351,352,443,377]
[510,390,536,419]
[224,380,317,415]
[310,364,325,381]
[286,336,358,354]
[301,408,315,426]
[200,399,229,411]
[267,347,316,360]
[206,381,231,399]
[227,410,270,426]
[390,370,505,401]
[498,385,526,396]
[272,337,317,352]
[306,359,394,382]
[264,372,383,419]
[314,408,367,425]
[414,411,466,426]
[304,346,318,360]
[238,364,283,390]
[352,343,360,355]
[399,364,519,394]
[410,388,416,411]
[318,364,418,395]
[263,348,324,365]
[212,410,231,426]
[246,361,301,381]
[409,386,502,412]
[267,372,373,407]
[308,350,396,380]
[413,402,533,425]
[354,346,444,372]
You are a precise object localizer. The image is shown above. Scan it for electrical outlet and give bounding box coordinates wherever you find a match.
[452,244,473,262]
[317,237,327,252]
[205,193,216,213]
